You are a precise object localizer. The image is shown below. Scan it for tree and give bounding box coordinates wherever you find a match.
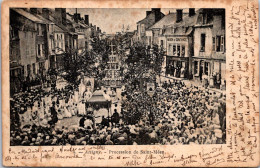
[62,48,82,86]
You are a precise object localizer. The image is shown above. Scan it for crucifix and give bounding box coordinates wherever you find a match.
[110,43,115,54]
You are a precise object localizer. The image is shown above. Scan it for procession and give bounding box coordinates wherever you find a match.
[10,8,226,146]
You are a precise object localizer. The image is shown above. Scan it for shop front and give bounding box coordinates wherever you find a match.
[166,56,189,78]
[165,36,191,79]
[192,58,225,89]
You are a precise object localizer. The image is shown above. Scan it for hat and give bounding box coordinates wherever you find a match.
[118,137,125,141]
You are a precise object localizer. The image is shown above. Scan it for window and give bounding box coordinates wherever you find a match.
[216,36,221,52]
[51,39,54,49]
[221,15,225,29]
[212,37,216,51]
[172,28,176,34]
[177,45,180,56]
[173,45,176,55]
[200,34,206,52]
[42,44,44,56]
[220,36,224,52]
[205,62,209,75]
[27,65,31,76]
[202,13,207,24]
[161,40,164,48]
[194,61,198,75]
[37,44,41,56]
[181,45,185,57]
[37,25,39,34]
[32,63,35,74]
[37,24,42,35]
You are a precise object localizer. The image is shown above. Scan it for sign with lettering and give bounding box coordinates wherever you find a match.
[167,37,187,42]
[1,0,259,167]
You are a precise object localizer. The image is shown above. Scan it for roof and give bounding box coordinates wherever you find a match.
[34,13,54,24]
[163,10,201,36]
[53,24,64,32]
[48,15,69,33]
[87,90,110,103]
[137,11,165,24]
[12,8,45,24]
[195,8,221,26]
[149,13,177,29]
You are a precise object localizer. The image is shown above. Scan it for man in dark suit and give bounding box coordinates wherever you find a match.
[111,109,120,125]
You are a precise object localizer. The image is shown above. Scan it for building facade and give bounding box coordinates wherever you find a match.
[164,9,197,79]
[10,8,46,95]
[136,8,164,44]
[9,8,103,95]
[192,9,225,89]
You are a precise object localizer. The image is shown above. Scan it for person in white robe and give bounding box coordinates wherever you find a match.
[78,101,86,116]
[74,91,79,102]
[83,90,91,102]
[79,80,86,99]
[64,106,72,118]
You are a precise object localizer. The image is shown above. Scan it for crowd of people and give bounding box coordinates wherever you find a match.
[10,74,226,145]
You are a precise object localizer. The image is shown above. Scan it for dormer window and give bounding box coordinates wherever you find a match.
[182,27,186,34]
[172,28,176,34]
[202,13,207,24]
[37,24,42,36]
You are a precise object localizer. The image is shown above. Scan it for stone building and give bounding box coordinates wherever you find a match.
[136,8,164,44]
[10,8,47,95]
[192,9,225,89]
[164,9,197,79]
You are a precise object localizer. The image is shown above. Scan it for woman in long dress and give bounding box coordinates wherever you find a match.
[78,101,86,116]
[64,106,72,118]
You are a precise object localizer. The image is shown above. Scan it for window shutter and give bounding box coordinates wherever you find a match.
[220,36,224,52]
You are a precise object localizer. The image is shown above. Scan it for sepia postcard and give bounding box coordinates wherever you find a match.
[1,0,259,167]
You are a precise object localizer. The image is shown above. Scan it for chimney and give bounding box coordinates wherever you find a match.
[152,8,161,13]
[146,11,152,16]
[189,8,195,17]
[42,8,50,20]
[55,8,67,26]
[30,8,38,15]
[73,14,78,23]
[152,8,162,22]
[176,9,183,22]
[84,15,89,25]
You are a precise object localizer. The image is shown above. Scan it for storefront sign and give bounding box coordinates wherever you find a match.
[167,37,187,42]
